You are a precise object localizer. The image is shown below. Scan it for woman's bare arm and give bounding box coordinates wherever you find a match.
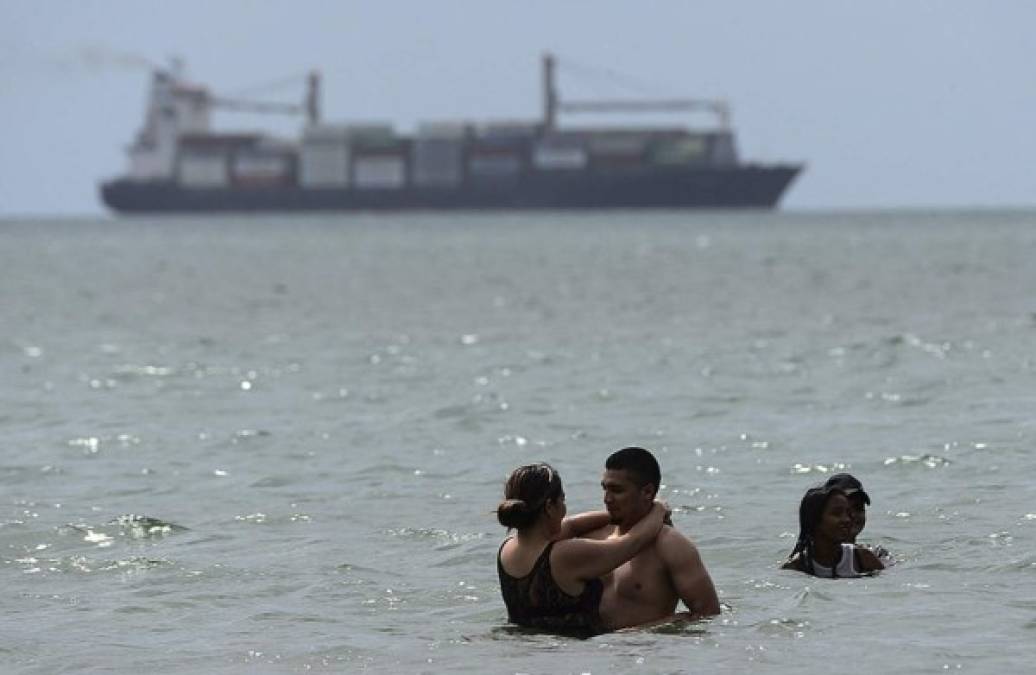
[557,511,611,540]
[552,502,666,582]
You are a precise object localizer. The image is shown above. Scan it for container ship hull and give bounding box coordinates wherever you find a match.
[102,164,800,213]
[101,55,803,214]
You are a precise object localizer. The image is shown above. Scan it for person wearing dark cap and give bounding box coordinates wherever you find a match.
[822,472,893,562]
[781,485,884,578]
[823,473,870,542]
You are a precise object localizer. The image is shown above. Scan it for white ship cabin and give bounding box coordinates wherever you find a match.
[126,67,212,181]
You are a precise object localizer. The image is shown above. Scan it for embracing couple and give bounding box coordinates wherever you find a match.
[495,447,720,637]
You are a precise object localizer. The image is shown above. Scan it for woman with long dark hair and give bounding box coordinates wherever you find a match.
[782,486,884,578]
[496,463,666,636]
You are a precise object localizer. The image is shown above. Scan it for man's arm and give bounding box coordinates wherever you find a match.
[659,528,720,618]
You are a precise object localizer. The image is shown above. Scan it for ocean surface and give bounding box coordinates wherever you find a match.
[1,209,1034,673]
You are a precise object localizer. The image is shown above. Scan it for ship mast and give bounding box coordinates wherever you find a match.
[542,52,558,132]
[306,71,321,125]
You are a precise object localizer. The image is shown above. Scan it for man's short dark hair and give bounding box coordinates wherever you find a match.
[606,447,661,497]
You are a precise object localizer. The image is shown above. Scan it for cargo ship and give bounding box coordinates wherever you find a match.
[100,55,802,213]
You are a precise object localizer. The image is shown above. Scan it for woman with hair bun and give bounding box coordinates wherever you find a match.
[496,463,666,636]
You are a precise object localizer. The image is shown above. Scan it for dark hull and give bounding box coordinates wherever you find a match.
[101,164,802,213]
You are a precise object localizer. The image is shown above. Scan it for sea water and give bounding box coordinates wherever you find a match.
[1,209,1034,673]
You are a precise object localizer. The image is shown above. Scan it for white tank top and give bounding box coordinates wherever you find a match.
[811,543,861,578]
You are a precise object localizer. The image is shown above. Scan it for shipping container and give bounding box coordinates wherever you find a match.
[178,152,228,187]
[417,121,470,140]
[346,123,396,150]
[353,154,406,189]
[585,133,650,170]
[532,138,588,170]
[648,135,709,165]
[300,126,350,187]
[587,134,650,156]
[300,143,350,187]
[479,122,539,139]
[176,133,258,187]
[345,123,394,137]
[303,124,352,142]
[412,138,464,186]
[468,152,522,178]
[232,153,292,186]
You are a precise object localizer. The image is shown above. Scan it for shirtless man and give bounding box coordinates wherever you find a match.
[585,447,720,629]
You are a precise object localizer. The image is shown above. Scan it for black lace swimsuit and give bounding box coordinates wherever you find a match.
[497,539,605,637]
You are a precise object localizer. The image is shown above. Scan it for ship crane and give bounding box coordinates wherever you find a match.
[205,71,322,125]
[541,53,730,131]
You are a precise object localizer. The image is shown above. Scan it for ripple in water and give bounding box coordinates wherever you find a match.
[882,454,951,468]
[61,515,188,547]
[14,553,173,575]
[754,617,811,638]
[385,527,485,546]
[789,463,850,475]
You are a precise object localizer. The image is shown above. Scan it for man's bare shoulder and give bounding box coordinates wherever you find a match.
[655,525,705,564]
[655,524,693,547]
[654,524,720,617]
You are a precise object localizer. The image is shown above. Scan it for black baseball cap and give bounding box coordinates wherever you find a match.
[823,473,871,505]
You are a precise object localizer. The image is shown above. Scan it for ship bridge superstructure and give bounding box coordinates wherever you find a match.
[127,65,211,180]
[124,63,319,183]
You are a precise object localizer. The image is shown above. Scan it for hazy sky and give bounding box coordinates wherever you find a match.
[1,1,1033,215]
